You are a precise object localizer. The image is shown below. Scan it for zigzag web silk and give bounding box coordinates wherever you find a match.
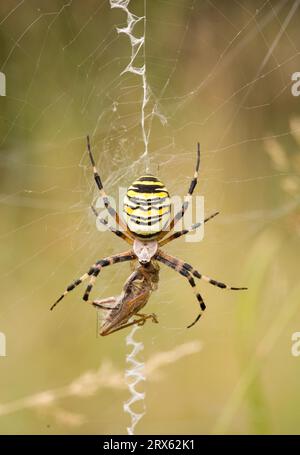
[109,0,151,435]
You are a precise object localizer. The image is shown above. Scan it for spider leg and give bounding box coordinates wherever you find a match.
[87,136,134,239]
[91,205,133,245]
[82,251,135,301]
[50,265,97,311]
[158,142,200,240]
[155,253,206,327]
[159,211,219,247]
[51,251,135,310]
[156,250,247,291]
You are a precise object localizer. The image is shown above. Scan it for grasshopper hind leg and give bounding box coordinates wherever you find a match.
[92,296,120,311]
[99,292,159,336]
[136,313,159,325]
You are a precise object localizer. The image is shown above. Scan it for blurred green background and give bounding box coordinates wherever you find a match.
[0,0,300,435]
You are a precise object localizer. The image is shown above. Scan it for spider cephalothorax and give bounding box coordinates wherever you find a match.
[51,137,247,335]
[133,239,158,264]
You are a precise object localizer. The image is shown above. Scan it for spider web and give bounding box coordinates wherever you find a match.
[0,0,300,435]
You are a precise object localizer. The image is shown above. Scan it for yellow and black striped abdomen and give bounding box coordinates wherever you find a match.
[123,175,171,239]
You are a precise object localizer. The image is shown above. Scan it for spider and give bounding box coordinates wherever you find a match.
[51,137,247,335]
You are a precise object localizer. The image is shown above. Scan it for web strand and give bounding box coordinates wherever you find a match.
[109,0,149,434]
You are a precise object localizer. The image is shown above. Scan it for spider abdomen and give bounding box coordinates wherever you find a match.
[123,175,171,239]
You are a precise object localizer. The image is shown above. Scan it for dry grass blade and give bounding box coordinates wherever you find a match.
[0,341,201,419]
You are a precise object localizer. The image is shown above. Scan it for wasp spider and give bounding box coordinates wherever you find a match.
[51,137,247,334]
